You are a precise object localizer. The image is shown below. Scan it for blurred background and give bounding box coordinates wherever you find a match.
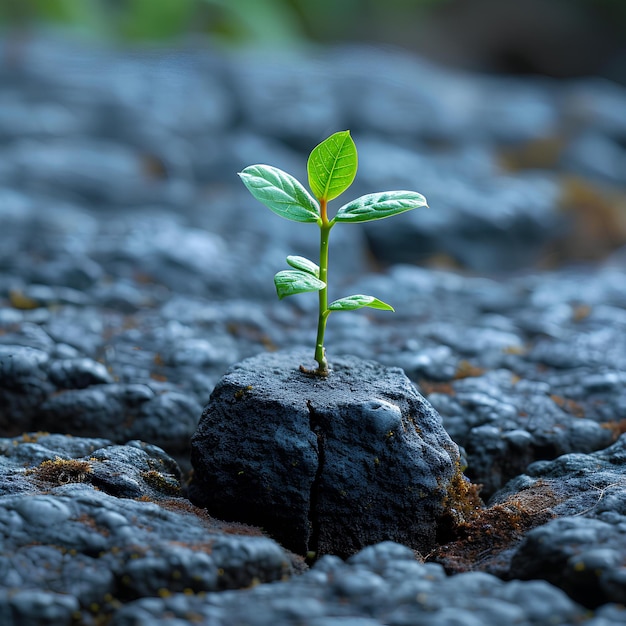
[1,0,625,82]
[1,0,625,277]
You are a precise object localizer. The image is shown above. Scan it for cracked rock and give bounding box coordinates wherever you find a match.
[189,349,461,558]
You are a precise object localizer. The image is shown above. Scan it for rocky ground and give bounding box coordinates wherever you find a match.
[1,33,626,625]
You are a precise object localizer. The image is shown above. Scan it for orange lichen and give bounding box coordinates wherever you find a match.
[227,322,277,352]
[550,394,586,418]
[9,289,40,310]
[498,136,564,172]
[234,385,254,400]
[140,470,181,496]
[432,481,562,575]
[26,457,93,485]
[551,177,626,264]
[440,462,484,530]
[503,345,527,355]
[601,419,626,440]
[572,304,592,322]
[418,380,456,396]
[454,360,485,380]
[20,432,51,443]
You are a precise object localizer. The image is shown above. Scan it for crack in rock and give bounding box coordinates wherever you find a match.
[190,349,461,557]
[306,399,325,558]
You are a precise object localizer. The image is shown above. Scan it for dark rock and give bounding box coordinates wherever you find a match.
[354,137,563,271]
[38,384,201,455]
[228,52,341,145]
[334,49,455,140]
[0,431,182,499]
[511,516,626,608]
[111,541,587,626]
[0,589,80,626]
[478,435,626,607]
[41,308,107,355]
[191,130,302,184]
[425,439,626,585]
[589,605,626,626]
[0,90,90,143]
[0,138,182,206]
[470,77,558,142]
[561,132,626,186]
[0,345,53,435]
[30,255,103,290]
[326,263,626,497]
[426,369,614,497]
[333,47,559,143]
[565,79,626,139]
[47,357,113,389]
[0,434,294,624]
[189,349,461,558]
[0,327,205,457]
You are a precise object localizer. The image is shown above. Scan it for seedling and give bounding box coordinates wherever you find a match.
[239,130,427,376]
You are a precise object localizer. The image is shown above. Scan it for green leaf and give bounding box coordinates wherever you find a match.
[239,165,320,223]
[286,255,320,277]
[307,130,357,202]
[334,190,428,224]
[274,270,326,300]
[328,295,395,312]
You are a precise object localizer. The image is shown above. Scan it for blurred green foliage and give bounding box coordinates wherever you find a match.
[0,0,450,47]
[0,0,304,46]
[0,0,624,47]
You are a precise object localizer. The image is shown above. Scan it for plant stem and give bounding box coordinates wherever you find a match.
[314,200,332,375]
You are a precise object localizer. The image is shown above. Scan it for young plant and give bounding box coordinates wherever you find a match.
[238,130,427,377]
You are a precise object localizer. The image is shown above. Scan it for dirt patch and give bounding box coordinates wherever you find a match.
[431,481,563,577]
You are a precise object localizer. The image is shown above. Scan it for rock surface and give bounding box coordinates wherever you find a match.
[190,350,460,558]
[111,541,587,626]
[488,435,626,607]
[0,434,295,625]
[1,31,626,624]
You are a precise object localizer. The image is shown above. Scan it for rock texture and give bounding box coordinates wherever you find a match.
[190,350,461,557]
[1,31,626,624]
[112,541,587,626]
[0,434,295,625]
[487,435,626,607]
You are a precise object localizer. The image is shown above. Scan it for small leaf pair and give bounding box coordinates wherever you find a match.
[275,256,323,300]
[238,131,428,376]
